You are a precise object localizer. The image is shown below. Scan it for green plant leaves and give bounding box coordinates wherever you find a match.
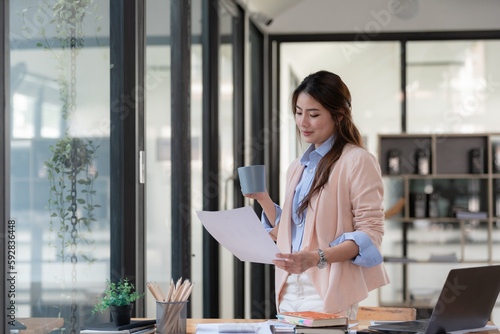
[92,278,145,314]
[45,136,100,265]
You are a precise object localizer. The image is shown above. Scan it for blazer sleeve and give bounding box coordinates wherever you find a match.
[347,149,385,249]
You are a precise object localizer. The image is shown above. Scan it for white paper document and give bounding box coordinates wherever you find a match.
[196,322,272,334]
[196,206,280,264]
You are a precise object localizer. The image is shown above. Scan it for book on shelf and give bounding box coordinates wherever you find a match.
[383,256,417,263]
[429,252,458,262]
[276,311,348,327]
[453,210,487,219]
[80,319,156,334]
[294,324,348,334]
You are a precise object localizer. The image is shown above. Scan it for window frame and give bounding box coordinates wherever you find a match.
[1,0,10,331]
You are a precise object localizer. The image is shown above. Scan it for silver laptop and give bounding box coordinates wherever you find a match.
[369,265,500,334]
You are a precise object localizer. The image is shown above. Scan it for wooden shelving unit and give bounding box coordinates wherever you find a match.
[377,133,500,309]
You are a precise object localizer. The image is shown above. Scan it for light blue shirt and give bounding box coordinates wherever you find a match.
[262,136,382,267]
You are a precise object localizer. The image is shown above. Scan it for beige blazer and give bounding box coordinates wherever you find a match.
[272,144,390,314]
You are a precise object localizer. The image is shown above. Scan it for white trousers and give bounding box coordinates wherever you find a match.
[278,272,359,320]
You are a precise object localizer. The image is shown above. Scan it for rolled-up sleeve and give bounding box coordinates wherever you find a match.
[329,231,383,267]
[261,204,282,233]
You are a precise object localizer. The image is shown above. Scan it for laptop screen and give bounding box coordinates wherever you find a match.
[425,265,500,333]
[368,265,500,334]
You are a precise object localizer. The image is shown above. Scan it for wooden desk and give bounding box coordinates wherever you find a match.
[187,319,375,334]
[17,317,64,334]
[187,318,499,334]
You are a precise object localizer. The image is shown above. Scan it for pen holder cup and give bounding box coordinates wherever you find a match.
[156,300,188,334]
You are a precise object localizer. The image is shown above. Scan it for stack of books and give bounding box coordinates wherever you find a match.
[80,319,156,334]
[277,311,349,334]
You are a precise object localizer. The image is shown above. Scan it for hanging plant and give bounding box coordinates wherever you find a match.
[21,0,103,265]
[21,0,102,118]
[20,1,104,332]
[45,136,100,264]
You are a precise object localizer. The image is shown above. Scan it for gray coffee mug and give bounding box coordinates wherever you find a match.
[238,165,266,195]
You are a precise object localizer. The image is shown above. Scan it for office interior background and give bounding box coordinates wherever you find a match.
[2,0,500,332]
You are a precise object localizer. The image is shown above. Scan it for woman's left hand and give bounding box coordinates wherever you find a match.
[273,251,320,274]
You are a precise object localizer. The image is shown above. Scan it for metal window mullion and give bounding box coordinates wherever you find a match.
[267,36,279,319]
[171,0,192,294]
[136,0,146,317]
[232,3,245,319]
[109,0,138,316]
[202,0,220,319]
[249,20,268,319]
[1,1,10,332]
[401,40,407,133]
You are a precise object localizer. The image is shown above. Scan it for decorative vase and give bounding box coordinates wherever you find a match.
[110,304,133,326]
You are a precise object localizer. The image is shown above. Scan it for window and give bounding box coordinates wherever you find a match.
[9,0,111,329]
[144,0,173,318]
[407,40,500,133]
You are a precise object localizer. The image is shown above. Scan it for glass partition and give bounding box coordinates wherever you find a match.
[219,5,235,318]
[144,0,173,318]
[144,0,207,319]
[191,0,204,319]
[191,0,203,318]
[407,40,500,133]
[10,0,111,330]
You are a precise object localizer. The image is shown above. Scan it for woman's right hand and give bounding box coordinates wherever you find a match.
[243,191,277,225]
[243,191,268,201]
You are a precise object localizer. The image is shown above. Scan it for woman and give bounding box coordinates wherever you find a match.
[245,70,389,319]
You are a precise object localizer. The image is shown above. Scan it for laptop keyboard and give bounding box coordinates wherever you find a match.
[369,319,429,333]
[392,321,428,331]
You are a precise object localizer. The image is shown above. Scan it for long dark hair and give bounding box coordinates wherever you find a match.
[292,70,363,217]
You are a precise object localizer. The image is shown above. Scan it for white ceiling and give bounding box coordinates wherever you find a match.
[240,0,500,35]
[239,0,302,19]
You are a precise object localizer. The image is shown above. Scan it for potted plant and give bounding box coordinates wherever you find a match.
[93,278,144,326]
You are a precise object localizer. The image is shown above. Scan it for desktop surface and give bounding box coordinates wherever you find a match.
[186,319,499,334]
